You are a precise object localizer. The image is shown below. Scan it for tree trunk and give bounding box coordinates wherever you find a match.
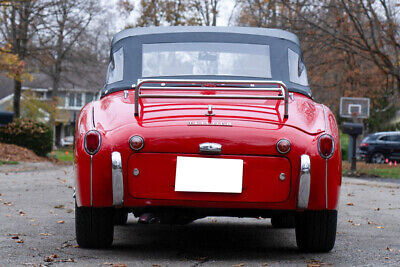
[13,78,22,118]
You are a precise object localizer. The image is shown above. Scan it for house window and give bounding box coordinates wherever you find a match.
[58,92,66,106]
[69,93,76,107]
[76,93,82,106]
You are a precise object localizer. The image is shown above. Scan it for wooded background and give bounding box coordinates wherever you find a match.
[1,0,399,132]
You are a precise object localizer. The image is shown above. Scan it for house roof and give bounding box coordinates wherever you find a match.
[0,71,104,99]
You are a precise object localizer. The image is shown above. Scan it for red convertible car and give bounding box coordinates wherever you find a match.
[74,27,341,252]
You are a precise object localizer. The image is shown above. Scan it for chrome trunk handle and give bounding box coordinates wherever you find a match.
[199,142,222,155]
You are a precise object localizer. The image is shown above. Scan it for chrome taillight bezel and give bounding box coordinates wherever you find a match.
[276,139,291,154]
[318,134,335,159]
[84,130,101,155]
[129,135,144,151]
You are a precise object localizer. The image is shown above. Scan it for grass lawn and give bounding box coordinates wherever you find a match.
[52,148,73,162]
[0,160,19,165]
[343,161,400,179]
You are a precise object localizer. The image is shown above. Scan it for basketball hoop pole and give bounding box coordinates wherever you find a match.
[340,97,370,173]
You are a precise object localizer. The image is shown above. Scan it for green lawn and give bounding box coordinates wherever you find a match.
[343,161,400,179]
[52,149,73,162]
[0,160,19,165]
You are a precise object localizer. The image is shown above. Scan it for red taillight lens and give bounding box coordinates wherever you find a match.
[359,143,369,147]
[129,135,144,151]
[84,130,101,155]
[276,139,291,154]
[318,134,334,159]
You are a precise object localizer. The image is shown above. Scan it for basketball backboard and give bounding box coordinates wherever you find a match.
[340,97,370,119]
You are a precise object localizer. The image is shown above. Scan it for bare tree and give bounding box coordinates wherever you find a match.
[0,0,48,118]
[190,0,220,26]
[36,0,100,103]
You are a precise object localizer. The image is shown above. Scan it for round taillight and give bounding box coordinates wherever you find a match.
[318,134,335,159]
[84,130,101,155]
[276,139,291,154]
[129,135,144,151]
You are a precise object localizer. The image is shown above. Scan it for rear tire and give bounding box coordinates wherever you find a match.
[295,210,337,252]
[75,202,114,248]
[114,209,129,225]
[371,152,385,164]
[271,215,295,228]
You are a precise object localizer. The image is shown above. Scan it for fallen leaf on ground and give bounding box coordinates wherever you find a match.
[16,239,24,243]
[375,208,380,211]
[44,254,58,262]
[346,202,354,206]
[57,220,65,224]
[11,236,19,240]
[40,233,52,236]
[19,211,26,216]
[112,264,127,267]
[54,205,65,209]
[386,246,392,252]
[376,226,384,229]
[348,219,353,223]
[66,209,73,213]
[232,264,245,267]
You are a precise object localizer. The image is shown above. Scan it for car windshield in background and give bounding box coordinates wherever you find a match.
[142,42,272,78]
[362,135,379,142]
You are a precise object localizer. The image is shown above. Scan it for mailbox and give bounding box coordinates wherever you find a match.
[342,122,363,135]
[0,111,14,126]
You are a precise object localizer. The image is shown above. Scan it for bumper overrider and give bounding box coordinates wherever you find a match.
[109,152,313,210]
[111,151,124,206]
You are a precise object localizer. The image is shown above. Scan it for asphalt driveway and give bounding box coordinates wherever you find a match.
[0,163,399,266]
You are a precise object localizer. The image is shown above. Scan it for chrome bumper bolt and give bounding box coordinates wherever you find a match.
[279,173,286,181]
[133,168,140,176]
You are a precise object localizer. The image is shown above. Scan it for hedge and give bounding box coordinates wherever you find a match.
[0,119,53,157]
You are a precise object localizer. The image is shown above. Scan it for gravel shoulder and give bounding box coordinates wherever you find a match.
[0,163,399,266]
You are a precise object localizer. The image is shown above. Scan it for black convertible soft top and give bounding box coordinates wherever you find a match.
[102,26,312,98]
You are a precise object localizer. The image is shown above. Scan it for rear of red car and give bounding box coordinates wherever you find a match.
[74,27,341,252]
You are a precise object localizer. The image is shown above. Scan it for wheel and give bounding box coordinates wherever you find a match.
[271,215,295,228]
[114,209,129,225]
[75,202,114,248]
[371,152,385,164]
[295,210,337,252]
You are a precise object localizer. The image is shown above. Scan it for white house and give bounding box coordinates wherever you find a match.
[0,73,101,146]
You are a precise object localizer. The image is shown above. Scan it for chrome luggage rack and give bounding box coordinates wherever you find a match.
[134,79,289,118]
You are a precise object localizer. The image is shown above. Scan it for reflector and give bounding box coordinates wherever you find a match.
[129,135,144,151]
[276,139,291,154]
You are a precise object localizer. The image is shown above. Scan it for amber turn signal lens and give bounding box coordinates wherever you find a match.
[129,135,144,151]
[84,130,101,155]
[276,139,291,154]
[318,134,335,159]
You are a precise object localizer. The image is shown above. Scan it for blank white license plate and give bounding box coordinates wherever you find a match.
[175,156,243,193]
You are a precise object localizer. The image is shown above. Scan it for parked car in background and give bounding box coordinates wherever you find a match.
[358,131,400,164]
[74,26,342,252]
[60,136,74,147]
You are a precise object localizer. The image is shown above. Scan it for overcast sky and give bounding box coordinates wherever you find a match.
[108,0,237,31]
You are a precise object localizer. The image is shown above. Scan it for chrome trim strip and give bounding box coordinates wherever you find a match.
[90,155,93,206]
[297,154,311,209]
[134,79,288,119]
[321,105,329,209]
[199,142,222,154]
[325,159,328,209]
[111,152,124,206]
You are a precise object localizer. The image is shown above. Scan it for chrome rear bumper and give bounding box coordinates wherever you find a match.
[111,152,124,206]
[297,154,311,209]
